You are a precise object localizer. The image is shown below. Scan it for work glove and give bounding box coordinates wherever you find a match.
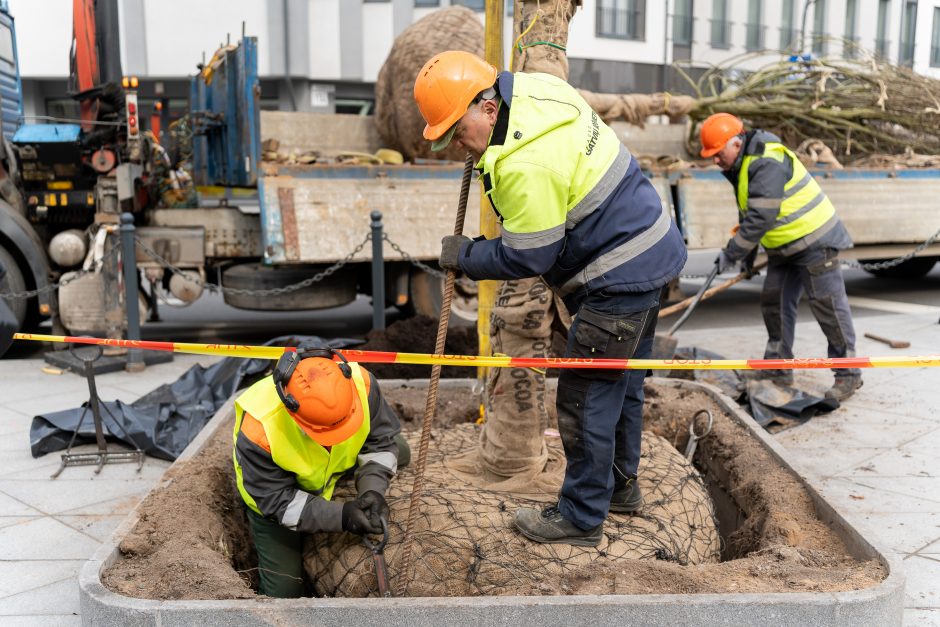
[439,235,471,272]
[714,249,735,274]
[740,247,759,279]
[341,491,387,535]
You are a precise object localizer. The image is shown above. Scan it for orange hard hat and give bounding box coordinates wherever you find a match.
[699,113,744,157]
[414,50,498,143]
[275,353,362,447]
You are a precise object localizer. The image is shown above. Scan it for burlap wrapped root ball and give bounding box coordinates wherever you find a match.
[305,424,720,597]
[374,6,483,162]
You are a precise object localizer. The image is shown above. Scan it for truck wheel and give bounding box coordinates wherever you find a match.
[221,263,357,311]
[0,245,27,330]
[862,256,938,279]
[408,269,476,325]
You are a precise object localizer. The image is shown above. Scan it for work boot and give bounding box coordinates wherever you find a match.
[514,504,603,547]
[609,476,643,514]
[825,374,863,402]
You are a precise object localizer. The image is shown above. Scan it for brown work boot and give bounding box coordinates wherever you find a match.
[609,476,643,514]
[745,368,794,386]
[825,374,863,402]
[514,504,603,547]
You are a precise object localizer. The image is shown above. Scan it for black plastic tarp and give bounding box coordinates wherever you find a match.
[670,345,839,431]
[30,335,356,461]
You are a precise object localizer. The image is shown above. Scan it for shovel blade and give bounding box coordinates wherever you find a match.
[651,334,679,360]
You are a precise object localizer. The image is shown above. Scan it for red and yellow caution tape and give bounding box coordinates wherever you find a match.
[13,333,940,371]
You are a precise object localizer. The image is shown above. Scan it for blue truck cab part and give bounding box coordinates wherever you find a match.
[0,1,55,328]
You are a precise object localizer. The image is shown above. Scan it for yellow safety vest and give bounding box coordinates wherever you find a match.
[232,363,370,515]
[736,141,836,249]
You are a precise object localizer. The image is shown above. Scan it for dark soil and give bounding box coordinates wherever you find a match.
[357,315,479,379]
[101,381,886,600]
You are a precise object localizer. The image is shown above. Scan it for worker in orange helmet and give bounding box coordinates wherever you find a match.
[700,113,861,402]
[233,345,409,597]
[414,51,688,548]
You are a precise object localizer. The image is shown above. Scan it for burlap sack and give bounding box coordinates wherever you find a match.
[374,6,483,162]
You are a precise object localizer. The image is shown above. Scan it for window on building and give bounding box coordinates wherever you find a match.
[673,0,693,45]
[811,0,827,55]
[746,0,764,51]
[452,0,485,10]
[414,0,440,6]
[596,0,646,41]
[899,0,917,66]
[0,24,14,65]
[843,0,858,57]
[710,0,730,48]
[932,7,940,67]
[876,0,891,58]
[779,0,795,50]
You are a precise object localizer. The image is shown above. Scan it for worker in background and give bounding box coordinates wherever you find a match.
[233,345,409,597]
[414,51,687,547]
[699,113,862,402]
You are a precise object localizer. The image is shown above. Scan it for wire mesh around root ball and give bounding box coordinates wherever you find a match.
[305,424,720,597]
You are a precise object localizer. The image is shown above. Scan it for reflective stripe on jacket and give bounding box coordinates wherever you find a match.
[460,71,687,307]
[735,137,836,250]
[232,363,371,516]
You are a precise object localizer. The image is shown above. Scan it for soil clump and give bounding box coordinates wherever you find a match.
[356,315,478,379]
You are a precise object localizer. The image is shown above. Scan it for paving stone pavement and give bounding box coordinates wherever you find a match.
[0,311,938,625]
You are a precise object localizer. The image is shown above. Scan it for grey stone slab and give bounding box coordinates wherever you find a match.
[0,559,82,599]
[0,577,80,616]
[0,616,81,626]
[0,490,40,516]
[900,428,940,456]
[0,515,39,530]
[902,608,940,626]
[917,538,940,555]
[837,447,940,479]
[0,473,163,516]
[848,512,940,555]
[903,555,940,609]
[770,445,887,479]
[0,517,100,560]
[55,515,126,543]
[4,385,134,418]
[815,477,940,513]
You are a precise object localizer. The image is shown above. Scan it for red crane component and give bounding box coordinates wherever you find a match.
[70,0,100,132]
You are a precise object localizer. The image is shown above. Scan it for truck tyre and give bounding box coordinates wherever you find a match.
[221,263,357,311]
[0,245,27,330]
[408,268,476,325]
[862,256,938,279]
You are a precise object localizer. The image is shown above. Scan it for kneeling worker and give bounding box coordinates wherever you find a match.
[233,346,408,597]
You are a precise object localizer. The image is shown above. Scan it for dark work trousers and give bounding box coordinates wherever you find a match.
[245,433,411,598]
[556,288,660,530]
[761,246,860,378]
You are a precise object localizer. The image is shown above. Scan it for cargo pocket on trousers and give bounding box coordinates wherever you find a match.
[572,307,647,381]
[807,251,840,299]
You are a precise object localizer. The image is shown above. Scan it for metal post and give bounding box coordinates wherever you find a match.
[120,213,144,371]
[370,210,385,331]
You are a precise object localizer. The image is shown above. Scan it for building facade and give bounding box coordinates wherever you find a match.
[9,0,940,123]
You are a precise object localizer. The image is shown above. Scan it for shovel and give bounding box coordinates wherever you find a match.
[652,265,719,359]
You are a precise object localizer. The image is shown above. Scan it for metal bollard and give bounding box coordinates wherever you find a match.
[120,213,144,371]
[370,211,386,331]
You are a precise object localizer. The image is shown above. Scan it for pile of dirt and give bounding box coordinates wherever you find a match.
[101,382,886,600]
[357,315,478,379]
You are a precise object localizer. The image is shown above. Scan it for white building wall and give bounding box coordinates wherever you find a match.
[9,0,940,87]
[141,0,270,76]
[309,0,342,79]
[9,0,71,78]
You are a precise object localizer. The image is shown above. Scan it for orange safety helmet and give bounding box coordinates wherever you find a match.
[273,348,363,447]
[699,113,744,158]
[414,50,498,142]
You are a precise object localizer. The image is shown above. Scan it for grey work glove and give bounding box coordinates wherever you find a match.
[740,247,759,278]
[341,491,387,535]
[439,235,471,272]
[714,249,735,274]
